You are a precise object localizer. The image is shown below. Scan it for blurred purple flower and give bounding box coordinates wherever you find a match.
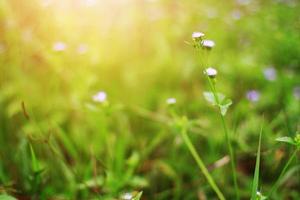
[53,41,67,52]
[231,10,242,20]
[92,91,107,103]
[246,90,260,102]
[77,44,88,54]
[263,67,277,81]
[206,8,218,19]
[293,86,300,100]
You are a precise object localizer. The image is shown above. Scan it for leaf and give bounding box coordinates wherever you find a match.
[77,176,104,190]
[276,136,296,145]
[250,125,263,200]
[0,195,17,200]
[203,91,225,106]
[220,99,233,116]
[29,144,39,172]
[133,192,143,200]
[130,176,149,188]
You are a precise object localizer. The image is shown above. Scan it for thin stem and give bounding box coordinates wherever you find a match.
[180,127,226,200]
[207,77,240,200]
[268,148,298,197]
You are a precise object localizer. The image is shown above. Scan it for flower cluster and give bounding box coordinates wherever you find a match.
[191,31,215,50]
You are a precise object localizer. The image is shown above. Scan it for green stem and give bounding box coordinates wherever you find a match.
[207,77,240,200]
[268,148,298,197]
[180,127,226,200]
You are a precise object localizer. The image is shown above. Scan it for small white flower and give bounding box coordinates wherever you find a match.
[201,39,215,49]
[192,32,205,40]
[204,67,218,78]
[53,41,67,51]
[122,193,133,200]
[166,98,176,105]
[92,91,107,103]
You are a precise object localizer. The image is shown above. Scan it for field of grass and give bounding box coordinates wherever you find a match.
[0,0,300,199]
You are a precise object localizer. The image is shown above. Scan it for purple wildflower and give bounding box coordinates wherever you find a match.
[263,67,277,81]
[246,90,260,102]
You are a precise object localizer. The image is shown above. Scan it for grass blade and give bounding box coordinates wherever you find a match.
[29,143,39,172]
[250,124,263,200]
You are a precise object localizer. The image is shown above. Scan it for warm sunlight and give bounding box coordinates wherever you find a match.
[1,0,300,199]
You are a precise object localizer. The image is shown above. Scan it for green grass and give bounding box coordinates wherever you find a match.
[0,0,300,199]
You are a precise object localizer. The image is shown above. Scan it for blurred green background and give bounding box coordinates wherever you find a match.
[0,0,299,199]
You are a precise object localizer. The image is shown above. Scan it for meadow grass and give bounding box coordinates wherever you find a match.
[0,0,300,199]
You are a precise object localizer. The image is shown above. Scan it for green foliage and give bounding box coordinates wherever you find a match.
[276,134,300,148]
[0,195,17,200]
[203,91,232,116]
[0,0,299,199]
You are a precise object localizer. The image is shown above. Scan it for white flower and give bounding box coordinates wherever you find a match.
[201,39,215,49]
[166,97,176,105]
[122,193,133,200]
[192,32,205,40]
[53,41,67,51]
[204,67,217,78]
[92,91,107,103]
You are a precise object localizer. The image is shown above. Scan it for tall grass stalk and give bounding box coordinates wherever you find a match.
[206,77,239,200]
[180,126,226,200]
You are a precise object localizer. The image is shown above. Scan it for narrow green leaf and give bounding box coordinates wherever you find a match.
[0,194,17,200]
[276,136,296,146]
[29,143,39,172]
[133,191,143,200]
[251,125,263,200]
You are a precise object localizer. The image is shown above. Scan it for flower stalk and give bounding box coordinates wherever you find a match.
[206,76,240,200]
